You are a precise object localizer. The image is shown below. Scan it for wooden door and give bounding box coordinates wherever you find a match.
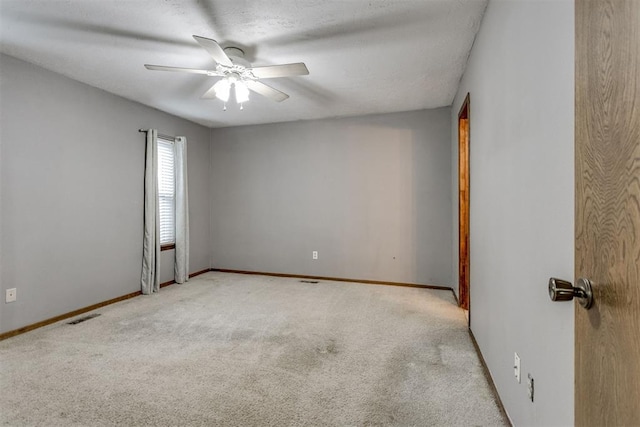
[458,94,470,312]
[575,0,640,425]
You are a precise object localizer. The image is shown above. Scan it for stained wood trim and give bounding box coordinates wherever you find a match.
[458,93,470,119]
[458,92,471,313]
[1,267,447,341]
[212,268,453,291]
[160,268,212,288]
[0,291,141,341]
[468,328,512,426]
[161,243,176,251]
[0,268,213,341]
[189,268,212,278]
[160,279,174,288]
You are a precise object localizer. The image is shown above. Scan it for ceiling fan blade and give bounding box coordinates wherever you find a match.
[249,63,309,79]
[192,35,233,67]
[245,80,290,102]
[144,64,220,75]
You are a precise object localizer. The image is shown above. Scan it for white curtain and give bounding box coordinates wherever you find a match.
[174,137,189,284]
[141,129,160,294]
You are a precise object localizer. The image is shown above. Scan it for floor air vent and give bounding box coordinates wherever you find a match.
[299,280,319,284]
[68,313,101,324]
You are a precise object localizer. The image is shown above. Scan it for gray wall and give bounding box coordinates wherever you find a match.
[0,54,211,334]
[451,1,574,425]
[210,109,452,286]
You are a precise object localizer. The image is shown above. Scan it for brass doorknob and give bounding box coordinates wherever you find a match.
[548,277,594,309]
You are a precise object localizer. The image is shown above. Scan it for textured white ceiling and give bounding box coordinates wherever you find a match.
[0,0,487,128]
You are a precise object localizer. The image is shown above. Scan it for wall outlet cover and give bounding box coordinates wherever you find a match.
[514,352,521,383]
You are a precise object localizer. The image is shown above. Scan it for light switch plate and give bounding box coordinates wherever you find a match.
[6,288,16,303]
[514,352,521,383]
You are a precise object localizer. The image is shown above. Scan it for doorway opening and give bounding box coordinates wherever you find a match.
[458,93,470,314]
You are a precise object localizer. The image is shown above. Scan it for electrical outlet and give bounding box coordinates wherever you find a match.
[527,373,534,402]
[6,288,16,303]
[514,353,521,383]
[312,251,318,260]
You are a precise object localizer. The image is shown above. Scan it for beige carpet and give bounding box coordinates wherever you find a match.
[0,272,507,426]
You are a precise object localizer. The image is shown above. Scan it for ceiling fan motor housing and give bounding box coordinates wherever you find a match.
[223,47,251,68]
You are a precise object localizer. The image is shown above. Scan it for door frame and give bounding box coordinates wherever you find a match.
[458,93,471,313]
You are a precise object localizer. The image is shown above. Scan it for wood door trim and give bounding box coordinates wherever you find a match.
[458,93,471,312]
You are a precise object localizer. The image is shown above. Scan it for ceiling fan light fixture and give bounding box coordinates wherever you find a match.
[213,78,231,102]
[235,81,250,104]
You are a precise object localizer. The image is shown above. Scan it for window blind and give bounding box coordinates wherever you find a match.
[157,138,175,245]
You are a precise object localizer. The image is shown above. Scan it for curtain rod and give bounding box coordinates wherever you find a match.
[138,129,177,142]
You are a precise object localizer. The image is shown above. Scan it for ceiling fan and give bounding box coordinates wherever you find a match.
[144,35,309,108]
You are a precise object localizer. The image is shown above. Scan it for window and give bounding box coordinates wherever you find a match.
[157,138,175,248]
